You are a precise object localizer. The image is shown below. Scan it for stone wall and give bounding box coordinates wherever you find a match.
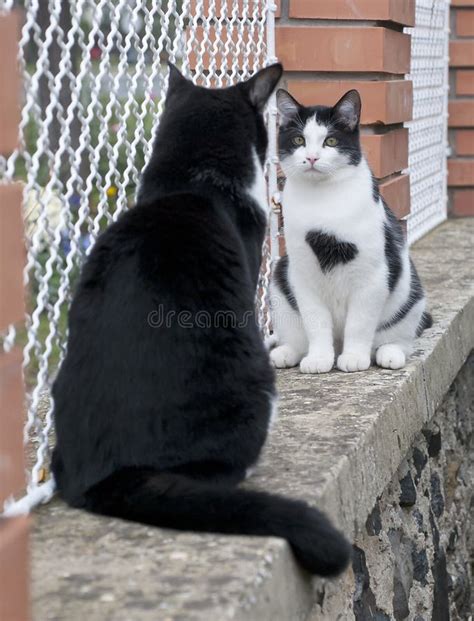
[311,353,474,621]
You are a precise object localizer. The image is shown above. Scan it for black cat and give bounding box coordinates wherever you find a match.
[51,64,350,576]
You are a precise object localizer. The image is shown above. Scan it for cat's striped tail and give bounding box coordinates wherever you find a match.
[79,467,351,577]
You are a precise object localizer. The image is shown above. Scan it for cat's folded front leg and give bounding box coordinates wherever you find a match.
[338,287,386,373]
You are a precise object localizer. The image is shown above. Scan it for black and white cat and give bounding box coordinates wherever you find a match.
[270,89,432,374]
[51,64,350,576]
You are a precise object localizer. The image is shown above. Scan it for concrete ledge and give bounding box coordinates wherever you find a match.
[31,220,474,621]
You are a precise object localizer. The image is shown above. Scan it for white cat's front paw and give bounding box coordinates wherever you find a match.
[299,352,334,374]
[337,352,371,373]
[270,345,302,368]
[376,344,406,369]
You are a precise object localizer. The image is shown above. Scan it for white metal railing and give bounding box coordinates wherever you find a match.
[406,0,450,244]
[1,0,279,514]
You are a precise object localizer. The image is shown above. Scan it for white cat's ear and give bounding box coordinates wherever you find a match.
[332,90,361,131]
[276,89,300,124]
[167,62,190,93]
[239,63,283,110]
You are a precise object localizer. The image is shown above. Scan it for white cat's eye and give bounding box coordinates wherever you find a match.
[293,136,305,146]
[325,137,338,147]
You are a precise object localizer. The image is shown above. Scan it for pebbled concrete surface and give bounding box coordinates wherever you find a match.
[31,219,474,621]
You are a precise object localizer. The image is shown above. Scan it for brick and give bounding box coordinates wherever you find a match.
[451,189,474,215]
[449,100,474,127]
[289,0,415,26]
[456,9,474,36]
[448,159,474,186]
[0,184,25,331]
[0,517,30,621]
[379,174,411,219]
[0,348,25,505]
[361,128,409,178]
[0,12,21,155]
[276,27,410,74]
[450,40,474,67]
[285,80,412,125]
[451,0,474,6]
[455,130,474,155]
[456,70,474,95]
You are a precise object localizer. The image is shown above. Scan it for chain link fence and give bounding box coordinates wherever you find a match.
[1,0,278,512]
[406,0,450,244]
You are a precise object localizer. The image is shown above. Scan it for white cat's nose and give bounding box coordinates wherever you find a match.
[306,156,319,167]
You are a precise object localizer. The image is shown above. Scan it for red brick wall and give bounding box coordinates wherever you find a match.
[449,0,474,216]
[0,11,31,621]
[275,0,415,221]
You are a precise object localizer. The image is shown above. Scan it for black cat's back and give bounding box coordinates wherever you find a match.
[53,191,273,503]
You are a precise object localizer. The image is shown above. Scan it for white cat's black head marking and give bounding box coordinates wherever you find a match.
[276,89,362,179]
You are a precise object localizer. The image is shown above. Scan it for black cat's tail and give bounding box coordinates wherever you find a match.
[81,467,351,577]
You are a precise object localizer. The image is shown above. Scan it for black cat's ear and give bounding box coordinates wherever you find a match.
[332,90,361,131]
[167,62,190,93]
[276,89,300,125]
[239,63,283,110]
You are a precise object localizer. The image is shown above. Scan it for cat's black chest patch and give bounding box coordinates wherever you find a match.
[305,230,358,272]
